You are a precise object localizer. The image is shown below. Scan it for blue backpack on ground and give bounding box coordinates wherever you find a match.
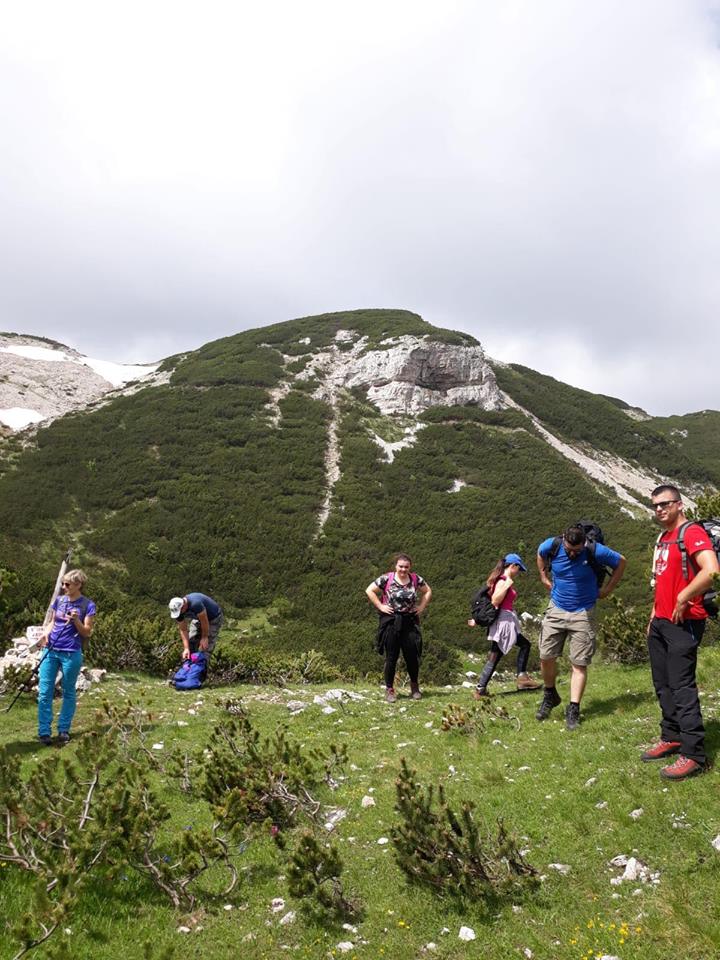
[172,652,208,690]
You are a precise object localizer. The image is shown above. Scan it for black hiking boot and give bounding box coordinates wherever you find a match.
[565,702,581,731]
[536,687,561,721]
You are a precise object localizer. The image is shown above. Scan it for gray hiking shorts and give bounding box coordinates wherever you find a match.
[539,603,596,666]
[188,612,223,655]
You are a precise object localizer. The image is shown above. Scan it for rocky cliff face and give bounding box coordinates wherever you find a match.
[0,334,159,432]
[299,331,503,415]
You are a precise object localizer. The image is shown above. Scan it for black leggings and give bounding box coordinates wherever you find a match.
[476,634,531,689]
[384,618,421,687]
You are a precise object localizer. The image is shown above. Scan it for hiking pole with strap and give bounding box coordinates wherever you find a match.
[4,548,72,713]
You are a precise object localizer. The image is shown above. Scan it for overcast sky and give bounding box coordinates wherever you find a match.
[1,1,719,416]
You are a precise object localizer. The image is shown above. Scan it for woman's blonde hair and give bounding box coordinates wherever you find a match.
[63,569,88,588]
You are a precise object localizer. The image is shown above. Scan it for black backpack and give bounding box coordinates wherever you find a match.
[544,520,610,587]
[470,585,500,628]
[653,518,720,619]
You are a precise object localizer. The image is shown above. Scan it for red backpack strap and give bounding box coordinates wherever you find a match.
[410,573,418,590]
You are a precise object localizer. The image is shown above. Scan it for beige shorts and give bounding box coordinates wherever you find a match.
[539,603,596,666]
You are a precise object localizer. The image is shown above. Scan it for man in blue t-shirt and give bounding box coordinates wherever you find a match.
[168,592,224,659]
[535,525,625,730]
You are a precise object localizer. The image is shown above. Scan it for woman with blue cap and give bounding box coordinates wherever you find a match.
[469,553,541,698]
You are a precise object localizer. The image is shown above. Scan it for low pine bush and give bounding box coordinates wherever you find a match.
[287,831,361,921]
[391,758,537,902]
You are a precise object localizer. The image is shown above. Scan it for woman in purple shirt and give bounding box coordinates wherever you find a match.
[37,568,96,745]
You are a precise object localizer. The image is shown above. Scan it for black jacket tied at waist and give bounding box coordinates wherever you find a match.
[375,611,422,657]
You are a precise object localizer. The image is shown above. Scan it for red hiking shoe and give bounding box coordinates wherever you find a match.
[660,755,705,781]
[640,739,682,762]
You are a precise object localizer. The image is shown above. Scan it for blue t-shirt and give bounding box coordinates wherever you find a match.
[179,593,222,622]
[538,539,622,612]
[49,595,97,651]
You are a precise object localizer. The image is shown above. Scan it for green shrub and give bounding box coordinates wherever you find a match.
[598,596,649,665]
[391,758,537,901]
[87,610,178,674]
[287,831,361,921]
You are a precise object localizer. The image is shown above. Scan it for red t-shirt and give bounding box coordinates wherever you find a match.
[653,522,714,620]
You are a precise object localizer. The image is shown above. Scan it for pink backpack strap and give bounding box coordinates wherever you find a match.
[381,571,394,604]
[381,571,419,604]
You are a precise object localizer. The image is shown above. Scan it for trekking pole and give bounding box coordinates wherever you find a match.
[3,548,72,713]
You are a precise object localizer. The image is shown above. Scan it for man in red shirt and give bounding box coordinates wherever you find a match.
[642,485,719,780]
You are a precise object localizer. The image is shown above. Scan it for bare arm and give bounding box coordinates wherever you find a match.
[41,612,56,647]
[598,555,626,600]
[177,620,191,658]
[71,611,95,640]
[415,583,432,616]
[366,582,393,615]
[196,609,210,650]
[673,549,720,623]
[490,577,513,606]
[537,553,552,591]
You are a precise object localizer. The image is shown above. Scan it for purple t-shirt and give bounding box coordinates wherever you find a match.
[48,595,96,651]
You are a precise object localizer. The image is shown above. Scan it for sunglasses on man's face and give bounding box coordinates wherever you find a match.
[651,500,680,511]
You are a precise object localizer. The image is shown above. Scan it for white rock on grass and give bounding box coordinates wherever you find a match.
[712,835,720,852]
[595,801,609,810]
[548,863,571,875]
[361,795,376,808]
[286,700,307,713]
[458,926,476,941]
[584,777,597,788]
[324,808,347,831]
[336,942,354,953]
[608,854,660,885]
[176,926,191,934]
[270,898,285,913]
[313,689,366,707]
[279,911,296,926]
[377,837,389,845]
[629,808,644,820]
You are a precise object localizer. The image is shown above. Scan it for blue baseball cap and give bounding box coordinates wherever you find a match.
[504,553,527,571]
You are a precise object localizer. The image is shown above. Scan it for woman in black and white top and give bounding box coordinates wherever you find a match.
[366,553,432,703]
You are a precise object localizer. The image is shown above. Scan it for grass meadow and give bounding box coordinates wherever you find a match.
[3,646,720,960]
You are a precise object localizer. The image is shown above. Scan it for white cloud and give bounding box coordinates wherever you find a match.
[0,1,719,414]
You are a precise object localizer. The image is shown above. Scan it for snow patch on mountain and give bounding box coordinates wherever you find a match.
[0,335,160,431]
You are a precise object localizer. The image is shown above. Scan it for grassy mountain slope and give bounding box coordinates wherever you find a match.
[649,410,720,483]
[0,309,710,678]
[493,363,719,487]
